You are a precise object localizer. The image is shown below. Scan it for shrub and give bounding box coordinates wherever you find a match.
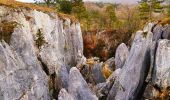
[35,29,46,49]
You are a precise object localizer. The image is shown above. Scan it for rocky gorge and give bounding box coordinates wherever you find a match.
[0,1,170,100]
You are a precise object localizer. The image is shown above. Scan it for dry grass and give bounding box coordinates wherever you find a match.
[0,21,18,43]
[102,64,112,79]
[159,18,170,26]
[155,87,170,100]
[0,0,77,22]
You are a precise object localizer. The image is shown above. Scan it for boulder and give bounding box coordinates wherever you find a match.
[115,43,129,69]
[68,67,98,100]
[107,31,153,100]
[58,88,74,100]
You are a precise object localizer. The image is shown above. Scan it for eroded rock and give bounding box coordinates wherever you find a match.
[162,25,170,40]
[0,41,50,100]
[115,43,129,69]
[58,88,73,100]
[151,39,170,99]
[68,67,98,100]
[107,30,153,100]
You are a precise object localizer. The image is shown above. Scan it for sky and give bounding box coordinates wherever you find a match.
[16,0,140,4]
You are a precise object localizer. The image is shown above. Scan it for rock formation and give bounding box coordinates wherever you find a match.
[0,3,84,100]
[0,1,170,100]
[115,43,129,69]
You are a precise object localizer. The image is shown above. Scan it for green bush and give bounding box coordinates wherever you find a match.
[35,29,46,49]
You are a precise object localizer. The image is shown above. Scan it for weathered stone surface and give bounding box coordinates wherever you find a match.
[152,39,170,89]
[1,6,83,75]
[0,5,84,100]
[68,67,98,100]
[143,22,156,32]
[92,63,106,84]
[58,88,74,100]
[56,65,69,90]
[95,68,121,99]
[162,25,170,40]
[152,25,163,41]
[145,41,157,82]
[107,31,153,100]
[0,41,50,100]
[115,43,129,69]
[144,40,170,99]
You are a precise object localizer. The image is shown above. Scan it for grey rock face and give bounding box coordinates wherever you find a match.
[0,6,84,100]
[107,31,153,100]
[1,6,83,75]
[0,41,49,100]
[92,63,106,84]
[58,88,74,100]
[56,65,69,90]
[152,39,170,89]
[152,25,163,41]
[95,68,121,99]
[68,67,98,100]
[143,22,156,32]
[115,43,129,69]
[162,25,170,40]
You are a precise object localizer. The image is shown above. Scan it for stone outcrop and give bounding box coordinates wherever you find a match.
[151,39,170,99]
[153,39,170,88]
[0,5,84,100]
[95,68,121,99]
[0,41,49,100]
[58,88,74,100]
[1,1,170,100]
[68,67,98,100]
[107,30,153,100]
[115,43,129,69]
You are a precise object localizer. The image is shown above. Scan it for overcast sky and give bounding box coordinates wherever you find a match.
[16,0,140,4]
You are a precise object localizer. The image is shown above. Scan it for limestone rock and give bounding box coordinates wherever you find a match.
[92,63,106,84]
[107,31,153,100]
[58,88,74,100]
[0,41,50,100]
[1,6,83,75]
[68,67,98,100]
[95,68,121,99]
[115,43,129,69]
[56,65,69,90]
[152,25,163,41]
[143,22,156,32]
[162,25,170,40]
[152,39,170,90]
[0,5,84,100]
